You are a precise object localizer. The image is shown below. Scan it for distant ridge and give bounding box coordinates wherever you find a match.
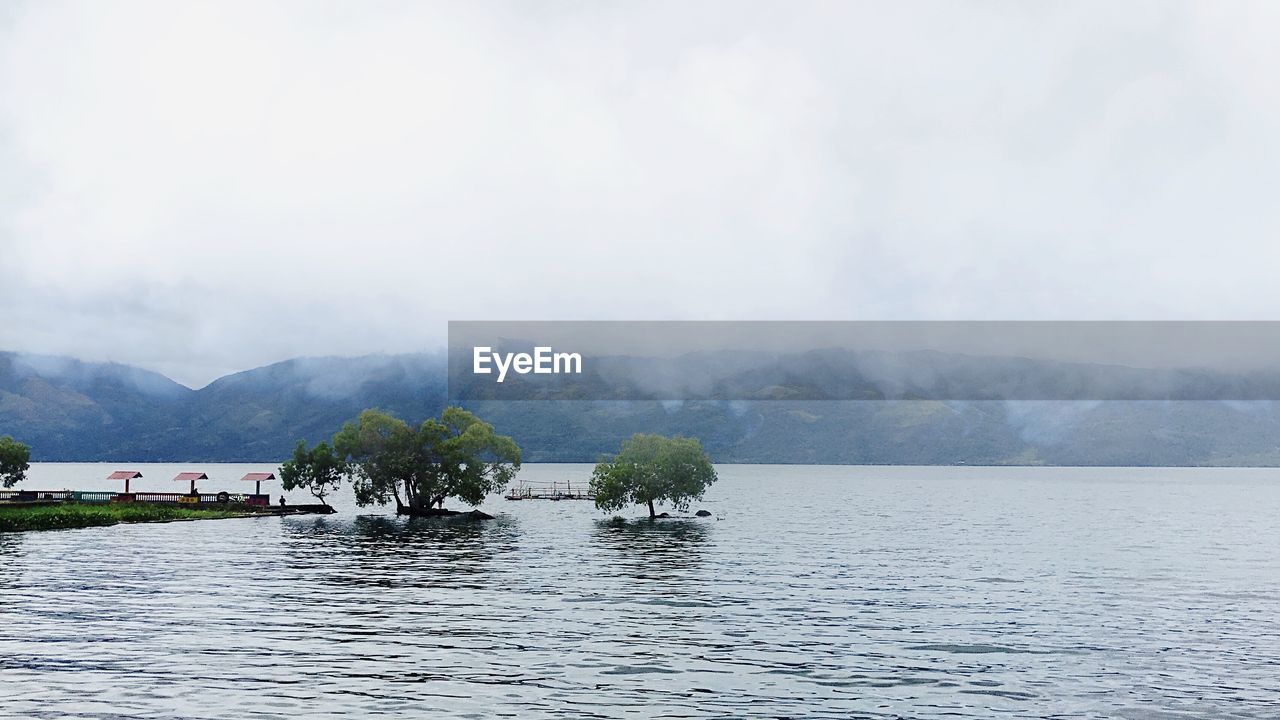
[0,351,445,461]
[4,349,1280,465]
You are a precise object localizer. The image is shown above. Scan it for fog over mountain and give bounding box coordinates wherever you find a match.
[5,349,1280,466]
[4,3,1280,386]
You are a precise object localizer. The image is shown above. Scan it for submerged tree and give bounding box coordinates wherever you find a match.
[333,407,521,515]
[279,440,347,506]
[591,434,717,519]
[0,436,30,489]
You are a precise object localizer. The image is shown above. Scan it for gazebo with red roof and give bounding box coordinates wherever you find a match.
[107,470,142,494]
[242,472,274,495]
[174,472,208,494]
[240,472,275,506]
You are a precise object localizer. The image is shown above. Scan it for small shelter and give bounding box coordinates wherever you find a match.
[241,472,275,495]
[174,472,208,494]
[107,470,143,493]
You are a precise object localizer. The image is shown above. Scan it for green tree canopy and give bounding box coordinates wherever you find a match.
[279,440,347,506]
[332,407,521,514]
[0,436,31,489]
[590,434,717,518]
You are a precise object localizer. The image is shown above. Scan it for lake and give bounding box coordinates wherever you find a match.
[2,463,1278,718]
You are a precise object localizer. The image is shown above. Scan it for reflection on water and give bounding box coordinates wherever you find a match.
[591,518,710,578]
[282,514,522,589]
[2,463,1280,718]
[0,534,19,606]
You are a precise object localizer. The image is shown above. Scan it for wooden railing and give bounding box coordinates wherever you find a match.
[0,490,73,501]
[73,491,115,503]
[131,492,229,504]
[0,490,264,505]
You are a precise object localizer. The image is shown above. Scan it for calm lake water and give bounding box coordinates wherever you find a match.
[2,464,1279,718]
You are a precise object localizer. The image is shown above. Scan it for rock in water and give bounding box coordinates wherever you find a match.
[695,509,712,517]
[396,504,495,520]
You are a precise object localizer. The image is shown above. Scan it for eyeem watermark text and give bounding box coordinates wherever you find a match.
[472,346,582,383]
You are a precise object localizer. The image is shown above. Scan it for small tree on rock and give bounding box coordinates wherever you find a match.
[591,434,717,519]
[280,440,347,506]
[333,407,521,515]
[0,436,31,489]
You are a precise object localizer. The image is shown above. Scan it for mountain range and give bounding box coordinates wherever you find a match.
[4,349,1280,465]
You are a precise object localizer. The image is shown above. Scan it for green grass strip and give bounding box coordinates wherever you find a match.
[0,502,249,533]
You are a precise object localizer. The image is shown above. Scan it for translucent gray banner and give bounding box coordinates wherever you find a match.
[447,321,1280,401]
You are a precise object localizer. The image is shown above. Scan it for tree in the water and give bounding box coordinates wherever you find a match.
[279,440,347,506]
[590,434,717,519]
[333,407,521,515]
[0,436,30,489]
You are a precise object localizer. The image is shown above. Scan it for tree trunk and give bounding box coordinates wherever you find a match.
[647,499,656,519]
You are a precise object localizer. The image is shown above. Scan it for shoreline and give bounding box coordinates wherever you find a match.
[0,502,332,534]
[19,460,1280,469]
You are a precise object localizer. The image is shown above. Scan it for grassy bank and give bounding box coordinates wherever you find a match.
[0,502,249,533]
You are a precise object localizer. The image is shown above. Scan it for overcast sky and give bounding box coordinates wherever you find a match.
[2,1,1279,387]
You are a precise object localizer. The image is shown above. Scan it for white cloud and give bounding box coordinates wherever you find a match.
[2,0,1279,386]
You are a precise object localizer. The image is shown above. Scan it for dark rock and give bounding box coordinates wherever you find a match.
[396,503,494,519]
[695,509,712,517]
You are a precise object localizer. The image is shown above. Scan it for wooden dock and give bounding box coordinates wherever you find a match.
[0,490,335,515]
[503,481,594,501]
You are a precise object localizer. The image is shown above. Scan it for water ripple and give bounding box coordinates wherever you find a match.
[2,464,1280,718]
